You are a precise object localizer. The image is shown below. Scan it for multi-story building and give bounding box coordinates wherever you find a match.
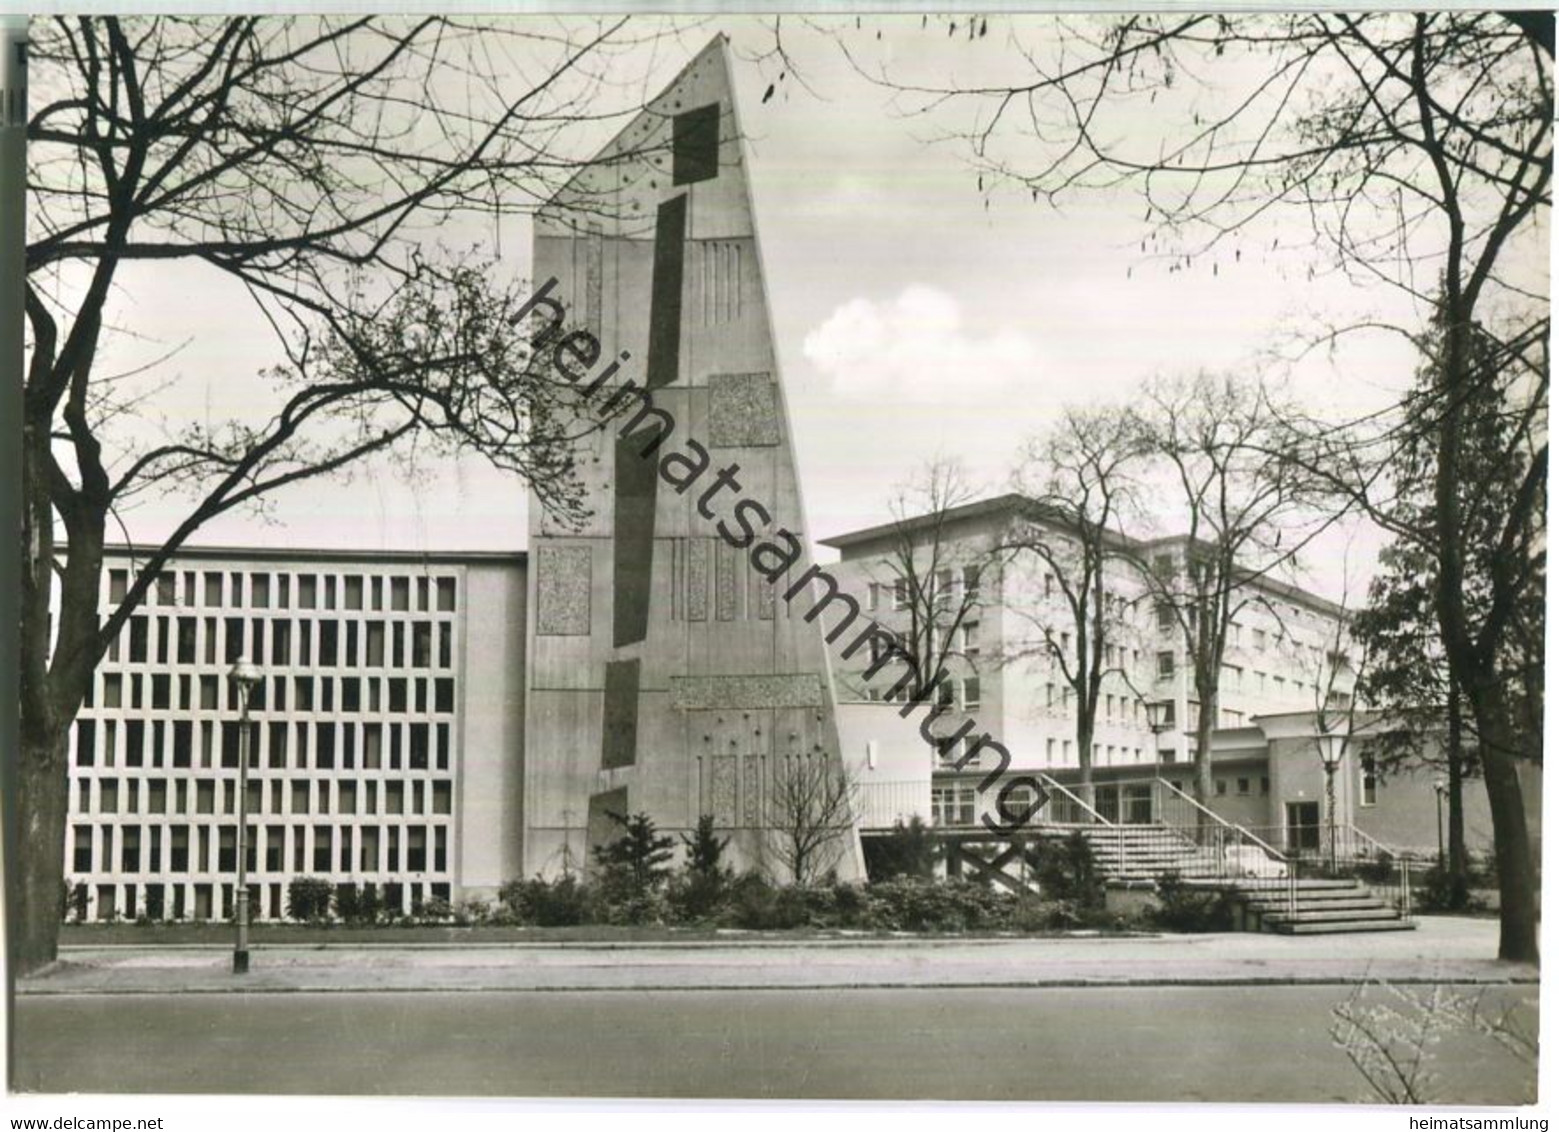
[64,545,526,922]
[821,494,1356,830]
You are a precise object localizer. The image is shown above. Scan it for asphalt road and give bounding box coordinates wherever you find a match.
[12,984,1536,1103]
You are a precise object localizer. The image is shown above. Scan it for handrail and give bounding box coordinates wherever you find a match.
[1037,772,1115,827]
[1346,824,1401,859]
[1154,777,1286,861]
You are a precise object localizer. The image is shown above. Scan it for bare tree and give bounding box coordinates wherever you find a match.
[766,754,857,885]
[17,14,678,974]
[855,10,1549,961]
[1000,407,1144,803]
[860,458,988,749]
[1127,373,1325,810]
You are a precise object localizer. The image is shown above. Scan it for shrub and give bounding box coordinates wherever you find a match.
[863,816,939,881]
[719,871,781,929]
[453,897,493,926]
[499,873,592,926]
[1417,862,1482,913]
[333,879,381,929]
[417,896,454,923]
[286,876,334,923]
[1150,871,1235,932]
[1034,831,1103,907]
[865,876,1008,932]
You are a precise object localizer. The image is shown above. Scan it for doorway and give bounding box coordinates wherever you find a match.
[1285,801,1321,853]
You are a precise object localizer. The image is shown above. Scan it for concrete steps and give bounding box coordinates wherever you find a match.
[1033,823,1416,935]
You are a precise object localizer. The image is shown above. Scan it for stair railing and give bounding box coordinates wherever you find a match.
[1154,778,1289,892]
[1154,778,1286,859]
[1037,773,1115,826]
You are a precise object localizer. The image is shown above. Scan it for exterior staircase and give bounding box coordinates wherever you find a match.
[1032,822,1416,935]
[1225,879,1416,934]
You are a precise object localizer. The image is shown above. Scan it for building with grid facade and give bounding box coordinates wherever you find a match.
[64,546,526,922]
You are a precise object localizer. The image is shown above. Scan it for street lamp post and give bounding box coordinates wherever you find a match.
[229,658,261,974]
[1433,778,1448,869]
[1318,731,1346,875]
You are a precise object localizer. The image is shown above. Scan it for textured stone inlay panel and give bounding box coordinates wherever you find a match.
[715,542,738,621]
[585,226,603,338]
[710,756,738,826]
[671,674,824,711]
[686,538,710,622]
[708,373,780,448]
[536,545,592,635]
[742,756,764,828]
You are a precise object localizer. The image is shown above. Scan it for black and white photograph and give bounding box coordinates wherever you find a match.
[2,5,1549,1122]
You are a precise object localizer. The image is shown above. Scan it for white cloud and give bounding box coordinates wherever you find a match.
[801,285,1038,403]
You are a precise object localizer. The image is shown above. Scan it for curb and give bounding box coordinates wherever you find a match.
[18,974,1540,997]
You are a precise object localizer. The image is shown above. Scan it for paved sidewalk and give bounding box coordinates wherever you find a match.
[19,916,1536,995]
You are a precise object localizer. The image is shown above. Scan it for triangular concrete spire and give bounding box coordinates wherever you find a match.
[523,38,863,879]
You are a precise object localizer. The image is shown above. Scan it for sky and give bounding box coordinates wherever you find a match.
[62,13,1535,605]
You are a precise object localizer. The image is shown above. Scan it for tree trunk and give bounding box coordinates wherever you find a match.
[14,727,70,975]
[1468,677,1538,963]
[1446,687,1469,907]
[1076,718,1095,812]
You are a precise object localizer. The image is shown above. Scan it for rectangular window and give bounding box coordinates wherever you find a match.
[1360,754,1378,806]
[962,565,982,601]
[224,617,244,663]
[129,617,149,663]
[298,574,317,609]
[320,621,339,666]
[1237,777,1251,796]
[345,575,364,610]
[316,723,336,769]
[412,623,432,667]
[961,677,981,711]
[436,577,456,612]
[204,572,223,607]
[1157,651,1175,679]
[366,622,385,667]
[391,577,410,611]
[961,622,979,658]
[251,574,270,609]
[73,826,93,872]
[155,571,176,606]
[109,569,129,603]
[75,719,96,767]
[268,721,289,768]
[438,623,452,668]
[272,620,292,665]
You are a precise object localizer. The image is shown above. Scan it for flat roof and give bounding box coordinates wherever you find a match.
[103,544,527,567]
[818,492,1347,618]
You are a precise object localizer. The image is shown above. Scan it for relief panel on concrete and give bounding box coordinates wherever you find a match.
[671,674,825,711]
[708,373,780,448]
[535,545,592,636]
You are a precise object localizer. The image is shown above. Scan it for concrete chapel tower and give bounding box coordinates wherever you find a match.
[524,37,863,880]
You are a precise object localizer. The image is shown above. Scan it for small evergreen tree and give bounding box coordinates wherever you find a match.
[592,811,675,923]
[675,815,732,920]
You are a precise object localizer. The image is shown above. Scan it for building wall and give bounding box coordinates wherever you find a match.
[455,561,528,898]
[64,547,525,922]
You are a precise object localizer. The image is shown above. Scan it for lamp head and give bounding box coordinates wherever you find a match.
[228,657,262,691]
[1144,699,1167,734]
